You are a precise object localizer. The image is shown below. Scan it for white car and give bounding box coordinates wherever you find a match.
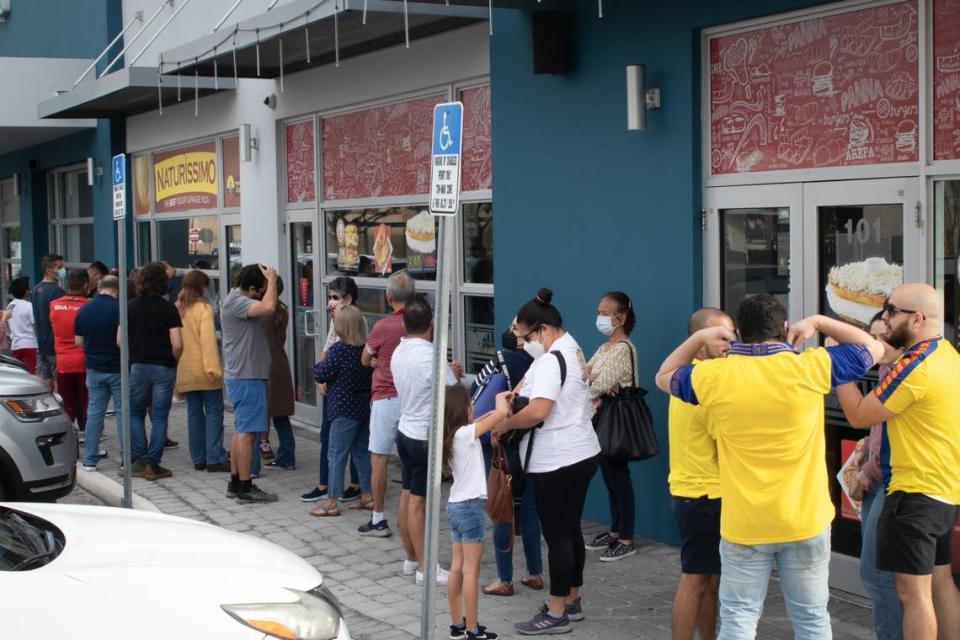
[0,502,351,640]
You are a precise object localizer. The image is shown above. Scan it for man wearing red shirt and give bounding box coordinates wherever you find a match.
[50,269,90,434]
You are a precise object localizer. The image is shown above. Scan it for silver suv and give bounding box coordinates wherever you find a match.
[0,356,76,501]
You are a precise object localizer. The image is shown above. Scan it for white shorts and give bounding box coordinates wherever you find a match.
[368,397,401,455]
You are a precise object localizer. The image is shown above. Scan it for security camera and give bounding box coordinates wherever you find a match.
[264,93,277,109]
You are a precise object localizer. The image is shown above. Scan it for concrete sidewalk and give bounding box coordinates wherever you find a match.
[77,402,875,639]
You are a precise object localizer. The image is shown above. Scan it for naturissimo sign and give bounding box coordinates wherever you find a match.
[154,141,218,212]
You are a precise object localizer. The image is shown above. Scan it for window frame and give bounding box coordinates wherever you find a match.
[47,164,96,269]
[0,177,21,307]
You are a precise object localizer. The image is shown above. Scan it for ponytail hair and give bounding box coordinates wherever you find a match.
[516,287,563,329]
[603,291,635,335]
[442,385,471,474]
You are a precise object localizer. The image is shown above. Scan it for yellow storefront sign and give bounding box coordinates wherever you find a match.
[154,149,218,209]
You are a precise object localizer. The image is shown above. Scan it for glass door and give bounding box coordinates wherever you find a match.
[290,220,321,424]
[704,184,803,321]
[802,178,920,596]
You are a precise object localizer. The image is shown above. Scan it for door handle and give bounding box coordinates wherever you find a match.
[304,309,318,337]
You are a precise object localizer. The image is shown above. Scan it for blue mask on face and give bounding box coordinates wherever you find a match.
[57,267,67,281]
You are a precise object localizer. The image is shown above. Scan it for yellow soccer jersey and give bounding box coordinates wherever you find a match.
[875,337,960,505]
[668,360,720,498]
[670,341,873,545]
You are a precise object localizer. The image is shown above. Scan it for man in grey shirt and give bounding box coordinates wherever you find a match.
[222,263,278,503]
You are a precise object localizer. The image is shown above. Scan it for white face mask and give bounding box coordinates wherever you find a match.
[596,315,616,336]
[523,338,545,360]
[327,298,343,314]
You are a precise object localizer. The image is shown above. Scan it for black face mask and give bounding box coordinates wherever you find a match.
[501,330,518,351]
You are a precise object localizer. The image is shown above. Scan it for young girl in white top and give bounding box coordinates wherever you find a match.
[442,384,509,640]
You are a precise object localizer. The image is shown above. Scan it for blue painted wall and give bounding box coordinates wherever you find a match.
[0,0,121,62]
[490,0,831,544]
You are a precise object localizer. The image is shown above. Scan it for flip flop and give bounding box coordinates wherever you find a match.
[309,504,340,517]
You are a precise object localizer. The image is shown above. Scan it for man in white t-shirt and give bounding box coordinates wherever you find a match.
[390,297,458,586]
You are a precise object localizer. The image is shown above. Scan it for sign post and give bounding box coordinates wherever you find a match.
[112,154,133,509]
[420,101,463,640]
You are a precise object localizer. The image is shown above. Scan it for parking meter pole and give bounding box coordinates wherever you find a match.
[117,215,132,508]
[420,215,454,640]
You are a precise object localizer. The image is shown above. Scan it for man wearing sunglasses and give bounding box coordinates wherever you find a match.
[836,283,960,640]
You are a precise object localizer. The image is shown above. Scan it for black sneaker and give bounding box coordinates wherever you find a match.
[451,621,496,640]
[194,462,207,471]
[341,485,362,503]
[449,625,467,640]
[238,484,279,504]
[584,532,614,551]
[358,518,392,538]
[300,486,327,502]
[164,438,179,449]
[206,462,231,473]
[599,541,638,562]
[467,624,498,639]
[515,610,571,635]
[226,481,240,499]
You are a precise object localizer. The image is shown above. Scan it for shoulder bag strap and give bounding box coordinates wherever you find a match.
[619,340,637,388]
[496,349,512,389]
[523,351,566,472]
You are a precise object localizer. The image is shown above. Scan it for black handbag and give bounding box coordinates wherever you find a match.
[500,351,566,451]
[593,341,659,462]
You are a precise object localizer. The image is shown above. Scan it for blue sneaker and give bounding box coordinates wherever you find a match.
[358,518,392,538]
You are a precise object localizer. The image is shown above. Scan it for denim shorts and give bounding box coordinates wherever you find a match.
[368,397,401,455]
[447,498,486,544]
[225,379,268,433]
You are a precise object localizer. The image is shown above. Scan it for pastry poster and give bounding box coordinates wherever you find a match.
[710,0,919,174]
[373,223,393,275]
[405,210,437,277]
[222,135,241,208]
[934,0,960,159]
[133,154,151,216]
[335,218,360,273]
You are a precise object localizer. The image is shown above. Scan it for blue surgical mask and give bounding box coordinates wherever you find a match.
[57,267,67,281]
[596,315,616,336]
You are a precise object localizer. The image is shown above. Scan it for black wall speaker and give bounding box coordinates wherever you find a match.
[532,11,570,75]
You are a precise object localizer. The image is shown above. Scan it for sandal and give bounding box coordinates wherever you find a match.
[521,575,545,590]
[349,498,375,510]
[482,581,514,596]
[309,504,340,517]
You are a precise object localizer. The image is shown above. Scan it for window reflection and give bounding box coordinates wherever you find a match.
[721,208,790,315]
[325,207,437,281]
[463,203,493,284]
[935,181,960,347]
[464,296,495,374]
[156,217,220,270]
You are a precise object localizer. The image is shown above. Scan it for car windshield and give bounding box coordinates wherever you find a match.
[0,508,63,571]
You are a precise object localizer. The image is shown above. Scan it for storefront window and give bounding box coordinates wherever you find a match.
[324,207,437,281]
[156,217,220,271]
[136,221,152,265]
[63,223,95,264]
[0,178,20,306]
[935,181,960,347]
[720,208,790,314]
[463,202,493,284]
[463,295,495,374]
[49,167,95,267]
[227,224,242,287]
[60,170,93,219]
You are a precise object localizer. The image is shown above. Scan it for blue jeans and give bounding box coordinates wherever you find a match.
[184,390,228,466]
[718,528,831,640]
[860,482,903,640]
[129,364,176,465]
[319,397,359,487]
[327,416,372,499]
[272,415,296,468]
[83,369,122,468]
[482,443,544,583]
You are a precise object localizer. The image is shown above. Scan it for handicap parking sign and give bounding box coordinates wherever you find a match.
[429,102,463,216]
[112,154,126,221]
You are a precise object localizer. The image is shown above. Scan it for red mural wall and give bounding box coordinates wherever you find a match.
[286,120,316,204]
[710,0,919,174]
[461,85,493,191]
[934,0,960,160]
[322,95,443,201]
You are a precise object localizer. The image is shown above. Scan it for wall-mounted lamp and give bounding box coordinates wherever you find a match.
[12,172,19,196]
[239,123,258,162]
[85,157,104,186]
[626,64,662,131]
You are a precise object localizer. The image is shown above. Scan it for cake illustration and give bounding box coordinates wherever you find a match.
[825,256,902,326]
[405,210,436,254]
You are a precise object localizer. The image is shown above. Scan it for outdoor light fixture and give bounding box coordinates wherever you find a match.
[86,158,96,186]
[12,173,19,196]
[239,124,258,162]
[626,64,662,131]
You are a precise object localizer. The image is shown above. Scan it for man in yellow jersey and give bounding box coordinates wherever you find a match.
[656,294,883,640]
[669,307,734,640]
[835,283,960,640]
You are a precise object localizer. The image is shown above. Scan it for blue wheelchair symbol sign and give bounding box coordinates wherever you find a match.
[112,155,125,187]
[432,103,462,156]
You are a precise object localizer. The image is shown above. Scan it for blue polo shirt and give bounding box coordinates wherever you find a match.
[74,294,120,373]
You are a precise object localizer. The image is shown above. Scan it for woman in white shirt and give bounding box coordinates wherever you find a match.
[494,288,601,635]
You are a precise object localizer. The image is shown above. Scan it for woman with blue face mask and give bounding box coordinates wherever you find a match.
[584,291,640,562]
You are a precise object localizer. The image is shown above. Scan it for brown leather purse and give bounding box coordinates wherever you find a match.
[486,443,514,524]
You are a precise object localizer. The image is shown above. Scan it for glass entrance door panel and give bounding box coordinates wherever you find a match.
[705,184,803,321]
[290,221,320,423]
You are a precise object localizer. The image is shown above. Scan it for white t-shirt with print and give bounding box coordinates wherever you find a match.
[8,299,37,351]
[449,424,487,503]
[391,337,458,441]
[519,332,600,474]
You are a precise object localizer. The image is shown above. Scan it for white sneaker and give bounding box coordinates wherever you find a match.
[80,464,97,472]
[402,560,418,576]
[415,565,450,586]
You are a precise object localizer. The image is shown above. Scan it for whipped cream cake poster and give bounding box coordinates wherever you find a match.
[710,0,919,174]
[405,211,437,277]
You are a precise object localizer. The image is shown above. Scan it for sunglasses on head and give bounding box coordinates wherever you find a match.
[883,301,922,318]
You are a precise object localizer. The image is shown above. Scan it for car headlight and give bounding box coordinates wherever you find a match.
[222,587,343,640]
[2,395,63,422]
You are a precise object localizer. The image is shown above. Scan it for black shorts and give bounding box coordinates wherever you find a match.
[876,491,960,575]
[671,495,721,575]
[396,432,428,497]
